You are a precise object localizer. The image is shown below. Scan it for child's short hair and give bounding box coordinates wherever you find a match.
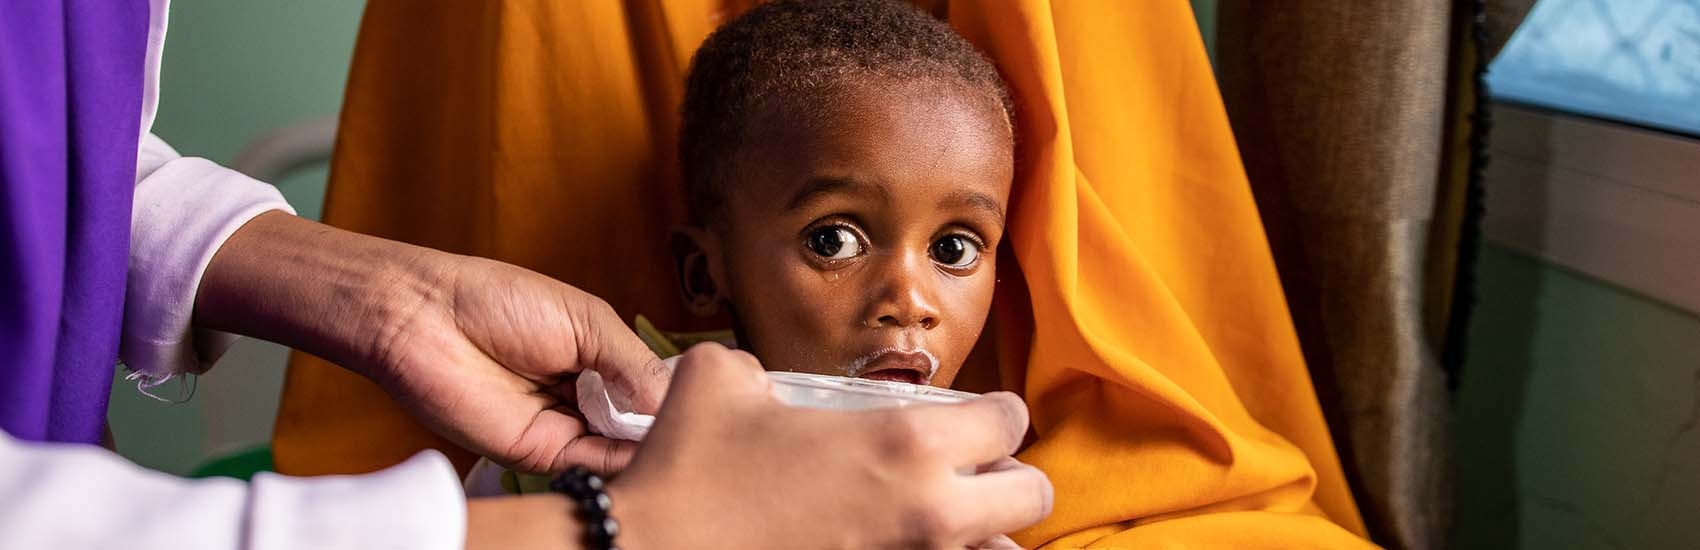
[679,0,1013,224]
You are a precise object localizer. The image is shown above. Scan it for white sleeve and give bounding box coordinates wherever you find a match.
[0,430,467,550]
[122,0,296,382]
[121,134,296,381]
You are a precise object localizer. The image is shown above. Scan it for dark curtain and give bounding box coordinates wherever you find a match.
[1214,1,1533,548]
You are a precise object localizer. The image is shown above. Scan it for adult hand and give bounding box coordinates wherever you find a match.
[370,254,672,474]
[196,211,669,474]
[609,344,1054,549]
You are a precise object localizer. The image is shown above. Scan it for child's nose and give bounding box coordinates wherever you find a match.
[866,253,941,330]
[874,308,938,329]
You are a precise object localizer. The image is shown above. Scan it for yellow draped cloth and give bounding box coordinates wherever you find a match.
[273,1,1373,546]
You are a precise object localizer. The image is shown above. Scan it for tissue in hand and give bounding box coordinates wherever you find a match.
[574,356,674,441]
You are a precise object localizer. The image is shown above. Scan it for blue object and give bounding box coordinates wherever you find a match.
[1487,0,1700,136]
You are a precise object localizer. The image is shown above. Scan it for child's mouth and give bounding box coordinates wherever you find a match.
[860,368,926,385]
[849,349,938,385]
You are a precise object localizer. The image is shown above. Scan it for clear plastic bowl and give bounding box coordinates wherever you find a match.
[768,371,977,410]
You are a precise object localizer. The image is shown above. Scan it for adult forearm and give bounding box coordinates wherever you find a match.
[191,210,449,378]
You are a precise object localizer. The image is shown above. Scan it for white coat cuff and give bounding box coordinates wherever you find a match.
[123,134,296,379]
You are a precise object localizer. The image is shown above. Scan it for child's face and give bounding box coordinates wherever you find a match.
[687,79,1013,387]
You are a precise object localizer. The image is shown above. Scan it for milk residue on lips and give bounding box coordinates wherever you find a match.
[845,347,940,380]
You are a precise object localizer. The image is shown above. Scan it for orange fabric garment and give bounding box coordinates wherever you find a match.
[273,1,1372,547]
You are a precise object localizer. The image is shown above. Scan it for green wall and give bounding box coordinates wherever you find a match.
[107,0,362,475]
[1455,244,1700,549]
[1191,0,1217,63]
[145,0,362,221]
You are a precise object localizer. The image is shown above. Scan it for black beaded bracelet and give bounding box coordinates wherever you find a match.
[549,466,621,550]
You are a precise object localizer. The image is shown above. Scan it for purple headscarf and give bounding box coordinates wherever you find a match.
[0,0,149,444]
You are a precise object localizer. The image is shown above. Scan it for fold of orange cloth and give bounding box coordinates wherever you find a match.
[273,1,1370,546]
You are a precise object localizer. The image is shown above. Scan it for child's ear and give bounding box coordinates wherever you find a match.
[669,227,724,317]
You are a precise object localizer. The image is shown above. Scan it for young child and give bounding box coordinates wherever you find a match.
[667,0,1014,389]
[468,0,1014,496]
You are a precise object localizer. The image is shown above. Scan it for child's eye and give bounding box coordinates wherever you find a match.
[805,226,863,260]
[930,235,981,268]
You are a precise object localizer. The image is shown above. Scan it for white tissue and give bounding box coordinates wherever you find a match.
[464,357,676,496]
[574,356,675,441]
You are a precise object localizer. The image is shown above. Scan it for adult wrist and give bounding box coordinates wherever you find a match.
[603,475,664,550]
[465,495,580,550]
[336,237,460,382]
[193,211,455,379]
